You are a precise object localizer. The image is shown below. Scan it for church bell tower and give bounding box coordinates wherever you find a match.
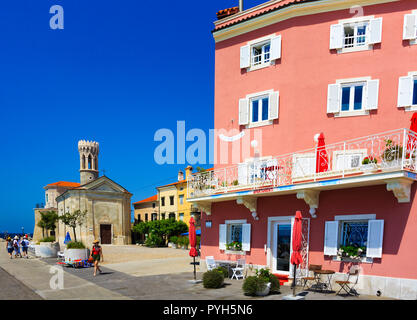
[78,140,99,185]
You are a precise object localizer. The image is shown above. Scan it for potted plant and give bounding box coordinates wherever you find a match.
[381,139,403,169]
[226,241,242,252]
[64,241,87,263]
[361,156,378,172]
[337,245,366,260]
[242,268,279,297]
[404,152,416,166]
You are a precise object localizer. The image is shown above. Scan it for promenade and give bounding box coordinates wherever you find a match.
[0,246,394,300]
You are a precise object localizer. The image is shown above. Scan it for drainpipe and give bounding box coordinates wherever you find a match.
[239,0,244,12]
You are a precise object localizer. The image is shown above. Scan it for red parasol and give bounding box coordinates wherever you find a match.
[407,113,417,155]
[290,211,303,296]
[189,217,198,258]
[188,217,198,281]
[316,133,329,173]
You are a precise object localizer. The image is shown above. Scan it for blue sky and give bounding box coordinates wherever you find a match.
[0,0,266,232]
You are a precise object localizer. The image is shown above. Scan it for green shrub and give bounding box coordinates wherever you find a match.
[169,236,178,244]
[203,270,224,289]
[66,241,85,249]
[255,268,280,293]
[213,266,228,278]
[182,237,189,247]
[39,236,55,242]
[145,233,165,247]
[242,276,269,296]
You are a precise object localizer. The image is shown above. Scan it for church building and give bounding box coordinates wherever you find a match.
[33,140,132,245]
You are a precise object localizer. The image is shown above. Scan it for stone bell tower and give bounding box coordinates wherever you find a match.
[78,140,99,185]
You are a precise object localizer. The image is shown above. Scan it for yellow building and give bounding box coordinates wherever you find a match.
[156,166,201,227]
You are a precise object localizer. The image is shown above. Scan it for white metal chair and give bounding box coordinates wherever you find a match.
[57,251,65,261]
[336,265,360,297]
[206,256,217,271]
[231,259,246,280]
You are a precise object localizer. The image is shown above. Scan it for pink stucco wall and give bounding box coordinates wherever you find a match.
[201,184,417,279]
[214,0,417,165]
[204,1,417,280]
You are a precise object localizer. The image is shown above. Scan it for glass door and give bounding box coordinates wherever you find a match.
[273,222,292,274]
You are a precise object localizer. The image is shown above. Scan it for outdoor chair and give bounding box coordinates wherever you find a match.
[205,256,217,271]
[57,251,65,261]
[302,264,322,289]
[231,259,246,280]
[335,266,360,297]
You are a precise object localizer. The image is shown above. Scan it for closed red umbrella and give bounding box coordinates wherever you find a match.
[290,211,303,296]
[188,217,198,281]
[407,113,417,156]
[315,133,329,173]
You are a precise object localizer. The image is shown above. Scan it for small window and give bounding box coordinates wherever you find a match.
[250,95,269,124]
[161,197,165,206]
[151,213,158,221]
[340,82,365,112]
[179,213,184,221]
[169,213,175,220]
[343,22,368,49]
[227,223,243,244]
[340,220,368,250]
[145,213,148,222]
[161,213,165,220]
[152,202,156,209]
[170,196,174,206]
[251,41,270,67]
[179,195,184,205]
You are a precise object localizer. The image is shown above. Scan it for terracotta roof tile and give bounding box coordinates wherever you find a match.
[216,7,239,20]
[45,181,81,188]
[133,194,158,205]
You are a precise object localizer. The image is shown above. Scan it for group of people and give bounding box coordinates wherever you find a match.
[5,235,30,259]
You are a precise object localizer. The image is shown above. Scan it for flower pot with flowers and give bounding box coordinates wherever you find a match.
[337,245,366,261]
[226,241,242,252]
[404,152,416,167]
[381,139,403,170]
[361,156,378,172]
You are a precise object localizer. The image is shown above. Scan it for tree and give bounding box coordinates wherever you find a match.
[37,210,58,238]
[59,209,87,242]
[132,219,188,247]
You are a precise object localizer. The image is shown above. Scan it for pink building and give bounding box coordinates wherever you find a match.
[189,0,417,299]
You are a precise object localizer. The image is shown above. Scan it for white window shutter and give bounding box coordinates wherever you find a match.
[403,14,417,40]
[324,221,339,256]
[270,35,282,61]
[219,224,227,250]
[239,98,249,125]
[327,84,341,113]
[268,91,279,120]
[366,79,379,110]
[240,45,250,69]
[369,18,383,44]
[366,220,384,258]
[398,76,414,108]
[330,24,344,49]
[242,224,251,251]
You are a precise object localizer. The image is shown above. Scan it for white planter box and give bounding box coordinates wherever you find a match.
[34,242,60,258]
[256,282,271,296]
[361,163,378,172]
[64,248,88,263]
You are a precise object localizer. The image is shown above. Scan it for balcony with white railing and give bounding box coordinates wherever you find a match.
[187,129,417,213]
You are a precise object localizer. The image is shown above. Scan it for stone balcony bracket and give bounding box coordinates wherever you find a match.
[296,190,320,218]
[236,197,259,220]
[386,179,414,203]
[192,202,212,216]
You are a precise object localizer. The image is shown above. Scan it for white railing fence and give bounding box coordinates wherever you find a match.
[188,129,417,199]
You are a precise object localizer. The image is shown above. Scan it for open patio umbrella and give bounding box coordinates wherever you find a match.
[188,217,198,281]
[407,113,417,155]
[64,231,71,244]
[315,133,329,173]
[290,211,303,296]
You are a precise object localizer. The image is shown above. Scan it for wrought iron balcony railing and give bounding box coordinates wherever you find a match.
[187,129,417,199]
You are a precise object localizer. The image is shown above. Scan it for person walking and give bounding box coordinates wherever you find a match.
[21,235,29,259]
[90,240,103,277]
[6,237,13,259]
[13,236,21,258]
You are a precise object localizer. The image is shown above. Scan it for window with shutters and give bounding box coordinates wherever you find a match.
[398,72,417,111]
[325,215,384,262]
[327,77,379,117]
[330,16,382,54]
[240,34,281,72]
[239,89,279,128]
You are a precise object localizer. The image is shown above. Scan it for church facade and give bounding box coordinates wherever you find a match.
[33,140,132,246]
